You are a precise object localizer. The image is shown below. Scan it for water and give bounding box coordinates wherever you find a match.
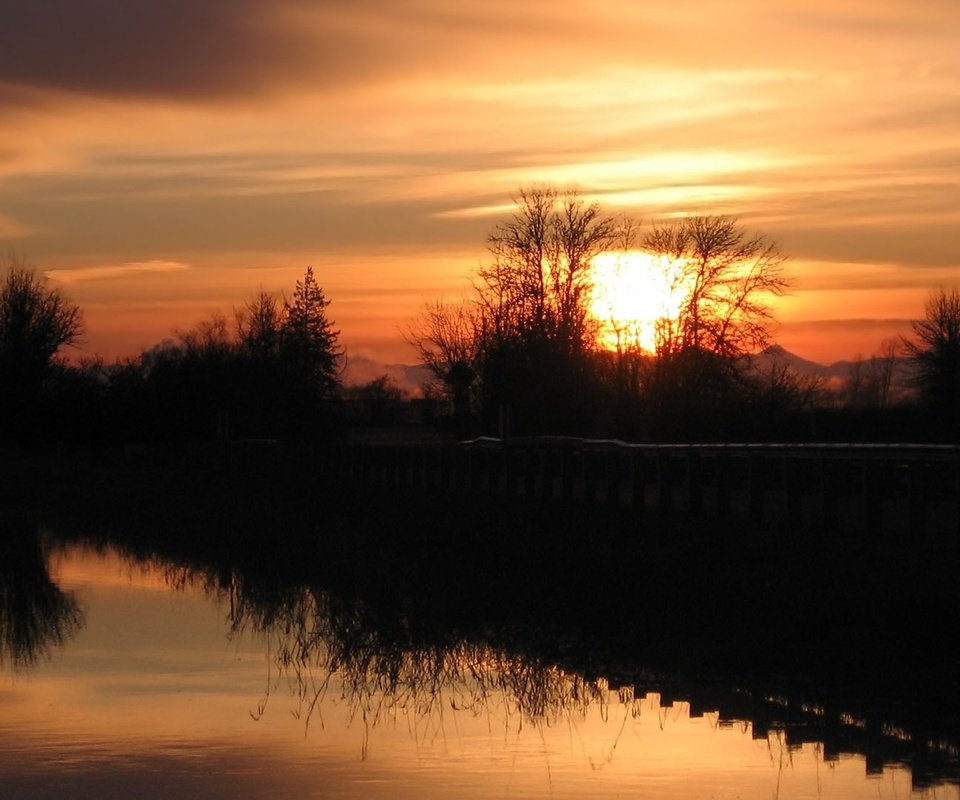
[2,536,957,799]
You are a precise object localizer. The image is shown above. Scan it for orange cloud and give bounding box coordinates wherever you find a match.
[45,260,191,284]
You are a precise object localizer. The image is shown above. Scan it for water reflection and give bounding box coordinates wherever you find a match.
[158,558,960,792]
[4,521,959,796]
[231,586,610,753]
[0,515,83,669]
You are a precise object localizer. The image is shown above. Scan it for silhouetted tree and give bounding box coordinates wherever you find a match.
[873,337,901,409]
[843,340,900,410]
[904,287,960,438]
[409,186,625,436]
[471,187,625,434]
[643,215,787,357]
[635,216,789,439]
[0,259,82,442]
[281,266,343,399]
[411,198,796,439]
[405,299,480,432]
[343,375,408,426]
[76,269,344,444]
[480,186,618,357]
[236,290,283,359]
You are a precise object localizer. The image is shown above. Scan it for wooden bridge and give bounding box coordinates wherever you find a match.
[334,437,960,543]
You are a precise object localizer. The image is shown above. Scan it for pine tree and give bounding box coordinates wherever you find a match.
[281,266,342,397]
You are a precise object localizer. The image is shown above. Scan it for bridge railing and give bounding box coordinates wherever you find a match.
[330,438,960,543]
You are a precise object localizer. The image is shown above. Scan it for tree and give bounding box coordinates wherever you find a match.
[842,339,900,410]
[281,266,343,399]
[81,269,344,444]
[637,216,789,440]
[643,215,787,358]
[873,337,900,409]
[404,299,479,434]
[236,290,283,360]
[0,259,83,441]
[479,185,618,357]
[904,287,960,438]
[343,375,408,426]
[408,186,624,436]
[475,186,622,434]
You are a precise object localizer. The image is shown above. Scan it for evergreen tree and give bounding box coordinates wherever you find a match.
[281,266,343,399]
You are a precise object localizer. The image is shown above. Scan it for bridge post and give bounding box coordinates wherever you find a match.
[954,462,960,547]
[558,448,574,503]
[657,451,673,514]
[581,449,598,506]
[448,446,462,492]
[820,458,840,534]
[715,453,732,519]
[500,446,514,498]
[908,462,927,542]
[686,452,703,516]
[609,450,626,507]
[784,458,802,526]
[525,447,541,499]
[748,454,765,523]
[863,460,882,539]
[629,450,646,511]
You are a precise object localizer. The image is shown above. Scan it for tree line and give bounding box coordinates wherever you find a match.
[0,264,345,445]
[408,186,959,442]
[2,185,959,447]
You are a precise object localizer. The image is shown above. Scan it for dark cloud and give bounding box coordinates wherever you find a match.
[0,0,402,101]
[0,0,604,100]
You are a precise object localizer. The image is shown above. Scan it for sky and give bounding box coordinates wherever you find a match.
[0,0,958,371]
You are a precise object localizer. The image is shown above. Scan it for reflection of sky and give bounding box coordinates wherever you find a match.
[0,545,955,799]
[0,2,957,365]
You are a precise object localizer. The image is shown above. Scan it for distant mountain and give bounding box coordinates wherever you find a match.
[344,346,915,398]
[753,345,835,377]
[753,345,913,395]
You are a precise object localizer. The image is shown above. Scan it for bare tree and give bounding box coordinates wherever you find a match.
[407,186,627,435]
[903,287,960,435]
[642,215,788,358]
[479,186,619,356]
[0,259,83,424]
[236,290,283,359]
[406,300,480,388]
[404,299,480,431]
[872,337,900,408]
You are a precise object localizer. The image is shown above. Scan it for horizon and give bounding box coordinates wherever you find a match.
[2,2,957,369]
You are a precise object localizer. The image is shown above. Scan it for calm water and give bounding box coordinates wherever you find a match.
[1,537,957,799]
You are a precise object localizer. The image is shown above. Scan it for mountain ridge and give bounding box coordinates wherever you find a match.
[343,346,913,395]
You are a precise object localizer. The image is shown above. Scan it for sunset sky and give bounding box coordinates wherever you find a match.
[1,1,957,371]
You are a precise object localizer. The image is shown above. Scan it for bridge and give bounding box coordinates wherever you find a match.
[332,438,960,543]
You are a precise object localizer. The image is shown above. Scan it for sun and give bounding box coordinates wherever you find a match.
[589,251,687,353]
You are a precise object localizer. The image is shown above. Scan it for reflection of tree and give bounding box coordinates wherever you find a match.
[218,579,616,753]
[0,517,84,669]
[93,535,960,789]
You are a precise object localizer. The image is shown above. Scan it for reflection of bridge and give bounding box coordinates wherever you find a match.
[337,438,960,542]
[607,678,960,791]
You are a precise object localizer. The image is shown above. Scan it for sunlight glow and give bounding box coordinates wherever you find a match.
[590,251,689,353]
